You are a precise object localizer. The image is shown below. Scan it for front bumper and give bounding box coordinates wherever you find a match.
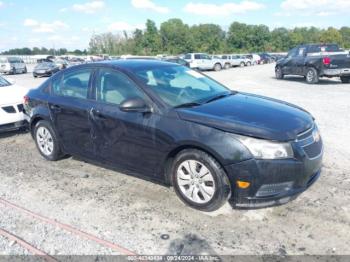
[322,68,350,77]
[0,121,27,133]
[226,128,323,209]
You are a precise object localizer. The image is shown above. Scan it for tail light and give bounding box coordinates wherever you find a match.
[323,57,331,65]
[23,95,29,106]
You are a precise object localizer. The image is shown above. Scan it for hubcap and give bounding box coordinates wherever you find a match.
[36,127,54,156]
[176,160,216,204]
[307,70,314,82]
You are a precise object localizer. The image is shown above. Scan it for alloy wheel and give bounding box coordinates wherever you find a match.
[36,126,54,156]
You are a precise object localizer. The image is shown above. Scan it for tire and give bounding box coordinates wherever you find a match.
[340,76,350,83]
[214,63,222,72]
[224,63,230,70]
[305,67,319,84]
[275,66,284,79]
[172,149,231,212]
[246,62,251,67]
[34,120,63,161]
[23,67,27,74]
[240,62,245,67]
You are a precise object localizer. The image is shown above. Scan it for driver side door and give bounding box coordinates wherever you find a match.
[90,68,165,176]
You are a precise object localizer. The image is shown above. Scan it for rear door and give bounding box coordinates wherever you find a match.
[49,68,96,157]
[294,46,307,75]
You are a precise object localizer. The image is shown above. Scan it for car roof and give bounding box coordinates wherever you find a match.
[84,59,181,71]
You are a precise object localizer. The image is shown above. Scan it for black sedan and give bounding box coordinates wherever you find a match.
[24,60,323,211]
[33,62,60,78]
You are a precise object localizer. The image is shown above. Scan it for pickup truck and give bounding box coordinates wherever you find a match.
[184,53,224,71]
[276,44,350,84]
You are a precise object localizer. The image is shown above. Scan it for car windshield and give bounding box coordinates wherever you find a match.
[134,65,231,107]
[0,76,11,87]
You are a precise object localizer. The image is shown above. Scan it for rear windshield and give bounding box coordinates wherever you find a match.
[184,54,191,60]
[308,44,340,53]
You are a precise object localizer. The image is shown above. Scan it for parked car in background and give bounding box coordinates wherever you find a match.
[218,55,235,69]
[161,56,190,67]
[33,62,60,78]
[245,54,261,65]
[54,59,69,70]
[0,57,27,74]
[0,75,28,132]
[276,44,350,84]
[259,53,274,64]
[241,55,253,66]
[25,60,323,211]
[184,53,224,71]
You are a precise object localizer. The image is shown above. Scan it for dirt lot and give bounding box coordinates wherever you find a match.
[0,64,350,256]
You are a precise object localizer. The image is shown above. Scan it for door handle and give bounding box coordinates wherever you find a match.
[90,108,107,121]
[50,104,61,113]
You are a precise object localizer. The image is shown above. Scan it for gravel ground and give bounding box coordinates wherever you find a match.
[0,64,349,256]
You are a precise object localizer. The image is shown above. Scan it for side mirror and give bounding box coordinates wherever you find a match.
[119,97,152,113]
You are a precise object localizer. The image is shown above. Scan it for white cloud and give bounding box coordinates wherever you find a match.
[280,0,350,16]
[183,1,264,16]
[0,1,3,8]
[72,0,105,14]
[24,19,69,33]
[108,21,145,32]
[131,0,170,14]
[24,19,39,27]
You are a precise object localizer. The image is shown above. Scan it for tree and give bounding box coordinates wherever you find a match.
[160,19,194,54]
[340,27,350,49]
[191,24,225,53]
[320,27,343,45]
[143,19,161,54]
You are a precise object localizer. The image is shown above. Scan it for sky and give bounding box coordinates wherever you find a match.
[0,0,349,51]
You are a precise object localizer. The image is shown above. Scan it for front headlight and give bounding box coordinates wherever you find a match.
[233,134,294,159]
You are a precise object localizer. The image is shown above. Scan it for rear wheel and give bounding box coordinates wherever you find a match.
[214,63,222,72]
[340,76,350,83]
[23,67,27,74]
[246,62,251,66]
[240,62,245,67]
[34,120,63,161]
[306,67,319,84]
[172,149,231,212]
[275,66,284,79]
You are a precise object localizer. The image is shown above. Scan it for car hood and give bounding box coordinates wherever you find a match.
[0,84,29,105]
[176,93,314,141]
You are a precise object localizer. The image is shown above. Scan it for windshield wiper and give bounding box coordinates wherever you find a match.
[174,102,202,109]
[203,92,232,104]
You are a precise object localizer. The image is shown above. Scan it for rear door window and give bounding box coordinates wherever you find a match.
[52,69,92,99]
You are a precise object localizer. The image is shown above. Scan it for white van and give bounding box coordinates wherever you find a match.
[0,57,27,74]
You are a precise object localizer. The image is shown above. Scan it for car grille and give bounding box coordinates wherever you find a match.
[1,106,16,113]
[297,126,323,159]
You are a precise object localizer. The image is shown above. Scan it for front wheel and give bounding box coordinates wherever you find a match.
[305,67,319,84]
[246,62,251,66]
[214,63,222,72]
[275,66,284,79]
[172,149,231,212]
[34,120,63,161]
[340,76,350,83]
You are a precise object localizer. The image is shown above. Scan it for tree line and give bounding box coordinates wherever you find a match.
[89,19,350,56]
[1,47,88,56]
[2,19,350,56]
